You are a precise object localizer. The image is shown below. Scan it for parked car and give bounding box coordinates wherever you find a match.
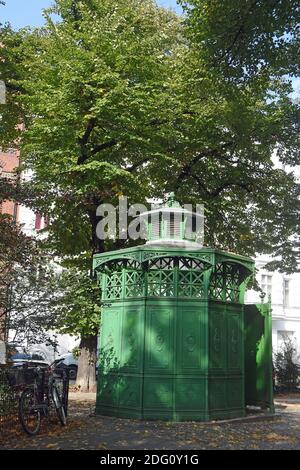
[10,359,50,369]
[9,352,50,369]
[53,353,78,380]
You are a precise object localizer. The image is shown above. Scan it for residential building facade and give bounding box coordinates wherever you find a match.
[0,147,20,362]
[246,256,300,361]
[14,201,79,362]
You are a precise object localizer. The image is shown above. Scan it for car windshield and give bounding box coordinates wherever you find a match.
[11,353,30,360]
[12,353,46,361]
[54,359,64,365]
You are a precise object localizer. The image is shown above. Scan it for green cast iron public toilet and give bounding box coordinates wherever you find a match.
[93,194,273,421]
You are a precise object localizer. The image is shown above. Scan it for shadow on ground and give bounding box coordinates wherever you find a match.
[1,393,300,450]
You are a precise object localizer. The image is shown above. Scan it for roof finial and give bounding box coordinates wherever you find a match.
[166,192,180,208]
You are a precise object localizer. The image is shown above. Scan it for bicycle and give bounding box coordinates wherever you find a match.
[18,364,68,436]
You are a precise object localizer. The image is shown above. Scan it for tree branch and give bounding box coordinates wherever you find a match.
[89,139,118,157]
[191,174,251,198]
[78,118,96,147]
[77,115,118,166]
[77,118,96,165]
[175,142,234,190]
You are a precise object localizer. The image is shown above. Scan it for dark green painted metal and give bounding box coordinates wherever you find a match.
[244,302,274,411]
[94,246,271,421]
[93,245,254,274]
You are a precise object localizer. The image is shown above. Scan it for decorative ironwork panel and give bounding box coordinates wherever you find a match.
[124,270,144,298]
[209,263,243,302]
[178,270,204,298]
[209,263,224,300]
[104,260,124,272]
[148,257,175,270]
[120,307,143,371]
[104,271,123,300]
[142,251,171,262]
[147,270,174,297]
[124,259,141,270]
[178,257,206,271]
[224,264,241,302]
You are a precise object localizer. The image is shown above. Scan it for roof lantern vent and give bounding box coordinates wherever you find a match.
[140,192,204,248]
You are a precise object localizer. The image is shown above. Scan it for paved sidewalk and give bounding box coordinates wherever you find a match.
[2,393,300,450]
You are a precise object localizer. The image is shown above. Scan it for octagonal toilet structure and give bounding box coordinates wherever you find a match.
[93,194,274,421]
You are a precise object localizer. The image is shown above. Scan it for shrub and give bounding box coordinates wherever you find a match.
[274,337,300,391]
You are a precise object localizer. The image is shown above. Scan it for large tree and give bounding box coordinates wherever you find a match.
[180,0,299,82]
[1,0,299,388]
[1,0,181,389]
[169,0,300,270]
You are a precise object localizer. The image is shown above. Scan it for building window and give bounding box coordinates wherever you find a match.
[261,274,272,298]
[35,213,42,230]
[283,279,290,307]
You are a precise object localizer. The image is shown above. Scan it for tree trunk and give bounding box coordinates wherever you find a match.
[75,204,103,392]
[76,334,98,392]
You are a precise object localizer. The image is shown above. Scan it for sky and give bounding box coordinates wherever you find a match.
[0,0,182,29]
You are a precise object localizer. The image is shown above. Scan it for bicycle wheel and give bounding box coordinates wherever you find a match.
[19,387,41,436]
[51,384,67,426]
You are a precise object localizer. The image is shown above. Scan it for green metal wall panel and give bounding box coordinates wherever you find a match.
[175,378,207,411]
[143,303,174,419]
[227,378,244,409]
[209,378,226,410]
[244,303,274,411]
[94,247,272,421]
[209,378,244,419]
[97,303,144,417]
[209,303,244,372]
[228,312,242,370]
[176,305,207,373]
[143,301,209,420]
[120,306,143,372]
[99,307,122,374]
[144,306,174,374]
[97,374,118,408]
[118,375,143,411]
[143,378,173,414]
[209,304,227,371]
[208,302,245,418]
